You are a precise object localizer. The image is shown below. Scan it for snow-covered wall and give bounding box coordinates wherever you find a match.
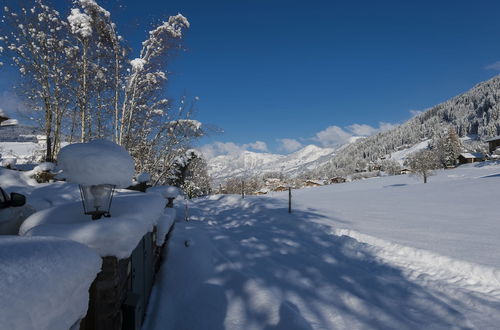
[0,236,101,330]
[20,192,165,259]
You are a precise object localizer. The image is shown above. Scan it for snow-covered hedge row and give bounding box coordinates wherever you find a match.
[0,236,101,330]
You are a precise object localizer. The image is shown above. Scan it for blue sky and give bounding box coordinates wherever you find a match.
[3,0,500,156]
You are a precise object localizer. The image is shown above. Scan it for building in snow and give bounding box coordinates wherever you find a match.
[0,114,9,126]
[273,185,289,192]
[457,152,485,164]
[400,168,411,175]
[303,180,323,187]
[329,177,346,184]
[485,136,500,154]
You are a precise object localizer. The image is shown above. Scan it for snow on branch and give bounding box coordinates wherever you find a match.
[68,8,92,38]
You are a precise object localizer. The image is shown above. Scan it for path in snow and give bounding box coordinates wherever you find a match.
[143,193,500,329]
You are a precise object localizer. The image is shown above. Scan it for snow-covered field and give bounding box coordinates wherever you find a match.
[144,161,500,330]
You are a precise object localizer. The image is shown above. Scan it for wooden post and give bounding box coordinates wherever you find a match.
[241,180,245,199]
[288,187,292,213]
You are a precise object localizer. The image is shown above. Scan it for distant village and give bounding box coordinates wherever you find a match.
[219,136,500,196]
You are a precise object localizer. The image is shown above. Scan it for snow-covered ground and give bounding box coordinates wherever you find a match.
[144,161,500,330]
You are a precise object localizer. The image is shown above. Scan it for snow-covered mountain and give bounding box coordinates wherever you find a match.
[311,74,500,177]
[207,144,335,183]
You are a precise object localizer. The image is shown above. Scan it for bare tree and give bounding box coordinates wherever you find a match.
[407,149,439,183]
[1,1,71,160]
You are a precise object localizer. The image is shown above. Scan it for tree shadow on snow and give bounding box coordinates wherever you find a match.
[177,195,471,330]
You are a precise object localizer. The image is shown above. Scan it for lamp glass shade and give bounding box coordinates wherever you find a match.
[79,184,115,219]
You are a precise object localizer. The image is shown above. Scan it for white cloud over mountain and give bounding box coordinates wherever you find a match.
[277,138,303,152]
[200,121,398,158]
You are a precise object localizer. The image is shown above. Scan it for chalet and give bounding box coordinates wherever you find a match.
[485,136,500,154]
[303,180,323,187]
[457,152,485,164]
[329,177,346,184]
[254,188,269,195]
[0,114,9,126]
[273,185,289,192]
[400,168,411,175]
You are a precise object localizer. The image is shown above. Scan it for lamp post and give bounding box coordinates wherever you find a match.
[79,184,115,220]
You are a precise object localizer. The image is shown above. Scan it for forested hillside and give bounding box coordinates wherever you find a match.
[313,75,500,176]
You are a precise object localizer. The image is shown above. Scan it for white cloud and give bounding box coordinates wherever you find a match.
[312,121,399,147]
[409,109,423,117]
[198,140,268,159]
[485,61,500,71]
[347,124,378,136]
[277,138,303,152]
[246,141,268,152]
[313,125,353,147]
[378,122,398,131]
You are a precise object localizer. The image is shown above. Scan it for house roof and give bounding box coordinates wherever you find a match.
[459,152,484,159]
[485,135,500,142]
[305,180,323,185]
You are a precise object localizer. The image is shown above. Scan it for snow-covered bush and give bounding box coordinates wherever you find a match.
[1,157,16,169]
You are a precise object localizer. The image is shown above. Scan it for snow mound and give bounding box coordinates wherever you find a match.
[136,172,151,183]
[33,162,55,173]
[147,185,182,198]
[0,236,101,330]
[57,140,134,188]
[1,157,16,168]
[20,192,165,259]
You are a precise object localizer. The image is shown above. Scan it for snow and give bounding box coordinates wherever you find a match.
[390,139,431,165]
[0,141,43,163]
[57,140,134,188]
[156,208,176,246]
[130,58,146,71]
[207,144,335,184]
[143,161,500,330]
[136,172,151,183]
[460,152,483,159]
[19,192,165,259]
[0,167,37,192]
[1,118,19,126]
[147,185,182,199]
[33,161,55,173]
[1,157,16,168]
[67,8,92,38]
[0,236,101,330]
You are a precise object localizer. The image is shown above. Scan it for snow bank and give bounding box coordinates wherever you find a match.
[20,193,165,259]
[147,185,182,198]
[33,162,55,173]
[0,167,37,193]
[1,157,16,168]
[136,172,151,183]
[57,140,134,188]
[156,208,176,246]
[0,236,101,330]
[334,228,500,298]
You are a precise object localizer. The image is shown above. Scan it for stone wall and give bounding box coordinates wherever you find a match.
[80,224,174,330]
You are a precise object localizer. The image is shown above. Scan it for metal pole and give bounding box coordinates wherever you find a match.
[288,187,292,213]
